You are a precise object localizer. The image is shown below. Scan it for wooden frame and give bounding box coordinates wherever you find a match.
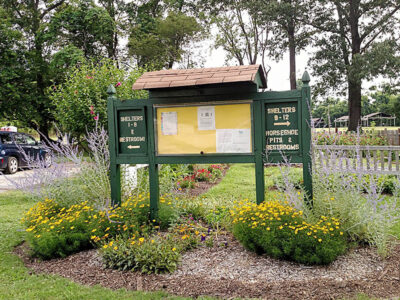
[107,72,313,220]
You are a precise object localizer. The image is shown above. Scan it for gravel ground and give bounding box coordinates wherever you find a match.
[15,234,400,300]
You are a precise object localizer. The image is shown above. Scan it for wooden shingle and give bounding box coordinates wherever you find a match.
[132,64,267,90]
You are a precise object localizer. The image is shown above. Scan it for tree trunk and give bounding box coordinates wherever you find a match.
[347,0,362,132]
[348,79,362,131]
[288,22,296,89]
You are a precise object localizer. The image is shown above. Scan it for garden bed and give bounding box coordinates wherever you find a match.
[177,165,230,197]
[15,236,400,300]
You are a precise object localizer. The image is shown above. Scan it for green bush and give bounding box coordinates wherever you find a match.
[364,174,397,195]
[208,164,224,181]
[22,194,155,259]
[231,200,348,265]
[314,131,388,146]
[100,236,181,274]
[27,231,92,260]
[100,217,206,274]
[194,168,213,182]
[49,58,147,140]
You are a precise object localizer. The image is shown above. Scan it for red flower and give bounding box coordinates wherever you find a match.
[115,82,121,87]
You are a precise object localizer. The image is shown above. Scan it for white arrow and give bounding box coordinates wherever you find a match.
[127,145,140,149]
[273,121,291,126]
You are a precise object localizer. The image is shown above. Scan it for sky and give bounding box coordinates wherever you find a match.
[204,47,310,91]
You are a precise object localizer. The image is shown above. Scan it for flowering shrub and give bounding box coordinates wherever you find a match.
[22,194,176,259]
[208,164,224,180]
[49,58,148,140]
[230,200,348,265]
[99,215,209,273]
[194,168,213,182]
[314,131,388,146]
[177,175,196,189]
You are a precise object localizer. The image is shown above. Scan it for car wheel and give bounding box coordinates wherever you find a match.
[6,157,18,174]
[44,153,52,168]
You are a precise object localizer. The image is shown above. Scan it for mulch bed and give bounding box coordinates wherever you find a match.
[14,236,400,300]
[13,165,400,299]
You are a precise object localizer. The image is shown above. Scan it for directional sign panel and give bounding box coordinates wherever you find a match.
[117,108,147,155]
[265,102,300,154]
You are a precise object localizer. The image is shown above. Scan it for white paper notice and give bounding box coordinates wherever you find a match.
[197,106,215,130]
[161,112,178,135]
[216,129,251,153]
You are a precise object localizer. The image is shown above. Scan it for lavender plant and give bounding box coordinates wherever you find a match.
[271,124,400,256]
[2,123,112,209]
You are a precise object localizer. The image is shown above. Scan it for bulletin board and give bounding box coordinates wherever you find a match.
[155,102,252,155]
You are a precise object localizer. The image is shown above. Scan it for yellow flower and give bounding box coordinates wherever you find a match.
[151,239,155,244]
[91,229,97,233]
[113,246,118,250]
[103,244,108,249]
[318,239,322,242]
[70,226,74,230]
[139,237,144,243]
[172,248,176,251]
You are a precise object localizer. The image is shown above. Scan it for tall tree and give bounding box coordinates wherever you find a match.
[98,0,126,61]
[0,0,70,140]
[49,0,116,59]
[307,0,400,131]
[127,0,205,69]
[207,0,272,73]
[257,0,312,89]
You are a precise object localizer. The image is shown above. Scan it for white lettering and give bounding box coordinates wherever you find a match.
[266,144,300,151]
[266,129,299,136]
[120,115,144,122]
[267,106,295,114]
[119,136,145,142]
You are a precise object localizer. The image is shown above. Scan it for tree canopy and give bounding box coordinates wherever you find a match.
[307,0,400,130]
[1,0,400,135]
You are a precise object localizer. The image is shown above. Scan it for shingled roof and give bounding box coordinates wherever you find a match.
[132,64,267,90]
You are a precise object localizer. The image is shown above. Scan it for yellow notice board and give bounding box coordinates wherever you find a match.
[156,102,252,155]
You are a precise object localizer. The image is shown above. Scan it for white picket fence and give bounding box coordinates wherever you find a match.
[313,145,400,175]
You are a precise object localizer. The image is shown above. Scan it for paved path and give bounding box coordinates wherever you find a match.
[0,164,80,193]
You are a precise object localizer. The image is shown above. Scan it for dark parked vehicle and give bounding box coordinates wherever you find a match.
[0,131,52,174]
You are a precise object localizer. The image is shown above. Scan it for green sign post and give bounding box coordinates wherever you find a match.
[107,66,313,220]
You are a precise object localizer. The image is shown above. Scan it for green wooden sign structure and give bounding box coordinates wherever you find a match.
[107,69,312,220]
